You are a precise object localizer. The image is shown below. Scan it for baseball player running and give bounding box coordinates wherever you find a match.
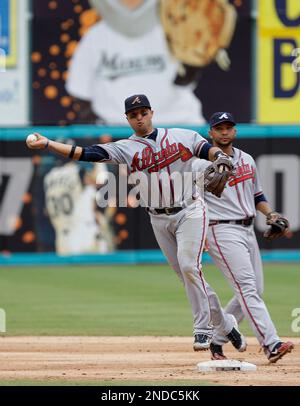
[26,94,246,353]
[193,112,294,363]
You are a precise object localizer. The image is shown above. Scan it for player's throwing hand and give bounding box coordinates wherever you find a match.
[26,132,49,149]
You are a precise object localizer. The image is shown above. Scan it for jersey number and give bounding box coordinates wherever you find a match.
[46,193,74,218]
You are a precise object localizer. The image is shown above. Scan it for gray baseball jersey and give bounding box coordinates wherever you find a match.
[95,128,235,337]
[100,127,206,208]
[194,147,281,350]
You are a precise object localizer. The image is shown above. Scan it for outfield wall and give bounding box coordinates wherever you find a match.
[0,124,300,264]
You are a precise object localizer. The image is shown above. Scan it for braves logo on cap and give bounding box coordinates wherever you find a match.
[131,97,141,105]
[124,94,151,114]
[209,111,236,128]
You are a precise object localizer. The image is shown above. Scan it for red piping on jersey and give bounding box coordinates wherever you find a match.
[197,205,207,276]
[211,226,266,342]
[234,151,251,218]
[131,137,154,150]
[162,129,174,205]
[160,128,168,148]
[254,191,263,197]
[196,206,212,325]
[131,136,163,205]
[194,140,207,157]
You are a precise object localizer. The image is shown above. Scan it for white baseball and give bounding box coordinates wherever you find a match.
[26,133,38,144]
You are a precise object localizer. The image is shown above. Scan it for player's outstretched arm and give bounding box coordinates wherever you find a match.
[25,132,83,160]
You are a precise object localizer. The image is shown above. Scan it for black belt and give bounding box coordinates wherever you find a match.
[148,207,184,215]
[209,217,254,227]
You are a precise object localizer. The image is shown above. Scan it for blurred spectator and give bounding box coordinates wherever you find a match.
[43,149,115,255]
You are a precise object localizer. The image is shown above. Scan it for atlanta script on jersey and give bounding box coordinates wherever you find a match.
[99,127,208,208]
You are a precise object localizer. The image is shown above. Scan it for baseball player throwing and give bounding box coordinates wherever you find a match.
[26,94,246,352]
[193,112,294,363]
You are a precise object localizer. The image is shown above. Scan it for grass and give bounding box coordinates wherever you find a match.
[0,264,192,335]
[0,263,299,336]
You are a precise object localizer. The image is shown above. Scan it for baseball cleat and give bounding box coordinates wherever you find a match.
[193,334,212,351]
[267,341,294,363]
[226,315,247,352]
[210,343,227,360]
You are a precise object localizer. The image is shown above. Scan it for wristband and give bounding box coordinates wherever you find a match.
[214,150,225,160]
[69,144,77,159]
[266,211,277,219]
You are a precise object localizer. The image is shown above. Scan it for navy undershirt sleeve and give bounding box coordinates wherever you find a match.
[255,193,267,206]
[198,142,212,160]
[79,145,109,162]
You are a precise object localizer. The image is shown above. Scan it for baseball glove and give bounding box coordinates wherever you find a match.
[204,154,233,198]
[160,0,237,67]
[263,212,290,240]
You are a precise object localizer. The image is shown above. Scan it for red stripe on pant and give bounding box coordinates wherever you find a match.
[211,225,265,341]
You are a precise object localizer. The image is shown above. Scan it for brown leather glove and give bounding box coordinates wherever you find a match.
[263,212,290,240]
[204,153,234,198]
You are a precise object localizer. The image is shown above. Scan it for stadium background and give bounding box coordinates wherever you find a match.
[0,0,299,386]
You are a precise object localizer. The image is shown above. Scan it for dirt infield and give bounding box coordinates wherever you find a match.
[0,336,299,385]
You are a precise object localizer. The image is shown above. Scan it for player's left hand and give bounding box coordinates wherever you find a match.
[214,153,234,172]
[204,154,234,198]
[263,212,290,240]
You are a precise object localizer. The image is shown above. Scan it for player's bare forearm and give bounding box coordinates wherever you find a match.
[256,201,274,216]
[208,146,225,161]
[25,132,82,160]
[48,140,82,160]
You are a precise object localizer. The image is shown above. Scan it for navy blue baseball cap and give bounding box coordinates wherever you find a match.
[124,94,151,114]
[209,112,236,128]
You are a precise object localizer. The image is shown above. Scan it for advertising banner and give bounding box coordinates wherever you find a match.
[0,0,17,67]
[0,136,156,253]
[257,0,300,123]
[1,132,300,254]
[31,0,251,125]
[0,0,29,125]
